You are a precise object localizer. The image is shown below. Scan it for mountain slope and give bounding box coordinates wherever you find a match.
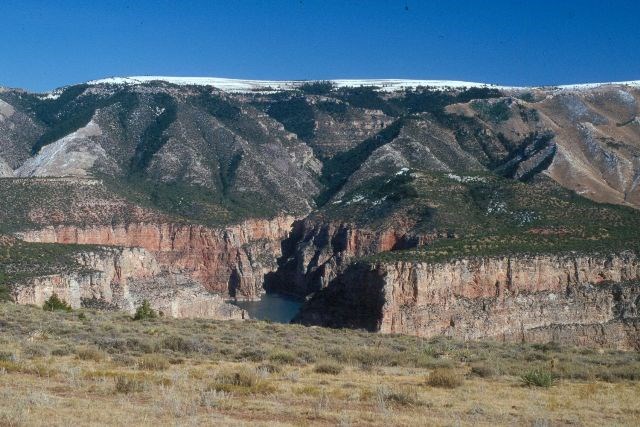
[0,77,639,340]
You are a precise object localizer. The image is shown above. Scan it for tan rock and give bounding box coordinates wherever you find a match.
[11,246,246,320]
[16,215,296,299]
[295,252,640,349]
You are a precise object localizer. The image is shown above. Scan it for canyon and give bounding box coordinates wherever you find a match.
[265,218,439,296]
[294,252,640,349]
[0,78,638,344]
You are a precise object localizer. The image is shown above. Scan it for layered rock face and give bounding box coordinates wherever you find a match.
[17,216,295,299]
[10,247,246,319]
[295,252,640,349]
[265,219,438,296]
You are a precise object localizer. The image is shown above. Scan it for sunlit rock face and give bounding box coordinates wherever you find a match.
[17,215,296,300]
[10,246,247,319]
[295,253,640,349]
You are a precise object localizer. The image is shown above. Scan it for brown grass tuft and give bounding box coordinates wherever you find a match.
[427,368,463,388]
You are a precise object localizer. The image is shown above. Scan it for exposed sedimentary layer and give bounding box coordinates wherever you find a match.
[17,215,296,299]
[294,252,640,349]
[11,246,246,319]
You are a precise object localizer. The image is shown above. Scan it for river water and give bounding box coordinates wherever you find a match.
[231,293,303,323]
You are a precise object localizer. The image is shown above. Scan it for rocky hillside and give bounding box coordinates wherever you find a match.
[0,78,639,336]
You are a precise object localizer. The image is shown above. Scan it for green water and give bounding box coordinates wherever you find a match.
[231,293,303,323]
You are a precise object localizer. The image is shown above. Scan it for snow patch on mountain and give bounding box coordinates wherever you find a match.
[85,76,640,94]
[87,76,511,92]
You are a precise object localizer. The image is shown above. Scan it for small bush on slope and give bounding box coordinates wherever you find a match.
[133,300,157,321]
[42,293,72,312]
[521,369,556,388]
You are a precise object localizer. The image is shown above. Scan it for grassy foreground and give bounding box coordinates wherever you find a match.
[0,303,639,426]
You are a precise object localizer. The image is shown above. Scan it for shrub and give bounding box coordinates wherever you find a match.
[521,369,556,388]
[214,368,259,388]
[114,375,146,393]
[23,343,49,359]
[296,349,317,363]
[353,347,399,368]
[597,366,640,382]
[532,342,562,353]
[76,346,105,362]
[0,351,17,363]
[235,348,266,362]
[258,363,281,374]
[314,362,343,375]
[43,293,72,312]
[426,368,464,388]
[377,386,422,407]
[133,300,157,321]
[199,389,231,409]
[162,336,198,353]
[138,354,170,371]
[112,354,137,366]
[269,350,297,365]
[470,363,496,378]
[0,282,11,302]
[209,367,275,394]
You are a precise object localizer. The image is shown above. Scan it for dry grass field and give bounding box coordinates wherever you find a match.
[1,303,639,426]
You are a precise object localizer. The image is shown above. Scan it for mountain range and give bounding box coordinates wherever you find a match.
[0,76,639,348]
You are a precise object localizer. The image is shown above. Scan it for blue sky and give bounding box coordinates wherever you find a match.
[1,0,639,91]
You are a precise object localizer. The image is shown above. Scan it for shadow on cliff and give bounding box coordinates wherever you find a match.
[263,219,307,297]
[290,262,386,331]
[263,218,423,302]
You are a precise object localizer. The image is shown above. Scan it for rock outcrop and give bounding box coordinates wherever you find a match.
[294,252,640,349]
[15,119,110,178]
[17,216,295,299]
[11,246,246,319]
[265,219,436,296]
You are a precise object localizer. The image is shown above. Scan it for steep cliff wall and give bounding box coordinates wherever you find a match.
[11,246,246,319]
[265,219,439,296]
[17,215,295,299]
[294,252,640,348]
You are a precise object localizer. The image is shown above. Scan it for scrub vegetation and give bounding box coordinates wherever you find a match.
[0,303,639,426]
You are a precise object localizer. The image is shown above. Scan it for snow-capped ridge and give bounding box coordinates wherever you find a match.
[87,76,510,92]
[85,75,640,94]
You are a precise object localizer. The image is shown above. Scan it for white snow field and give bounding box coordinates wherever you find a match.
[81,76,639,93]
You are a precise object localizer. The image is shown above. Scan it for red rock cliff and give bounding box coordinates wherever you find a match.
[16,216,295,299]
[10,246,246,319]
[294,252,640,349]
